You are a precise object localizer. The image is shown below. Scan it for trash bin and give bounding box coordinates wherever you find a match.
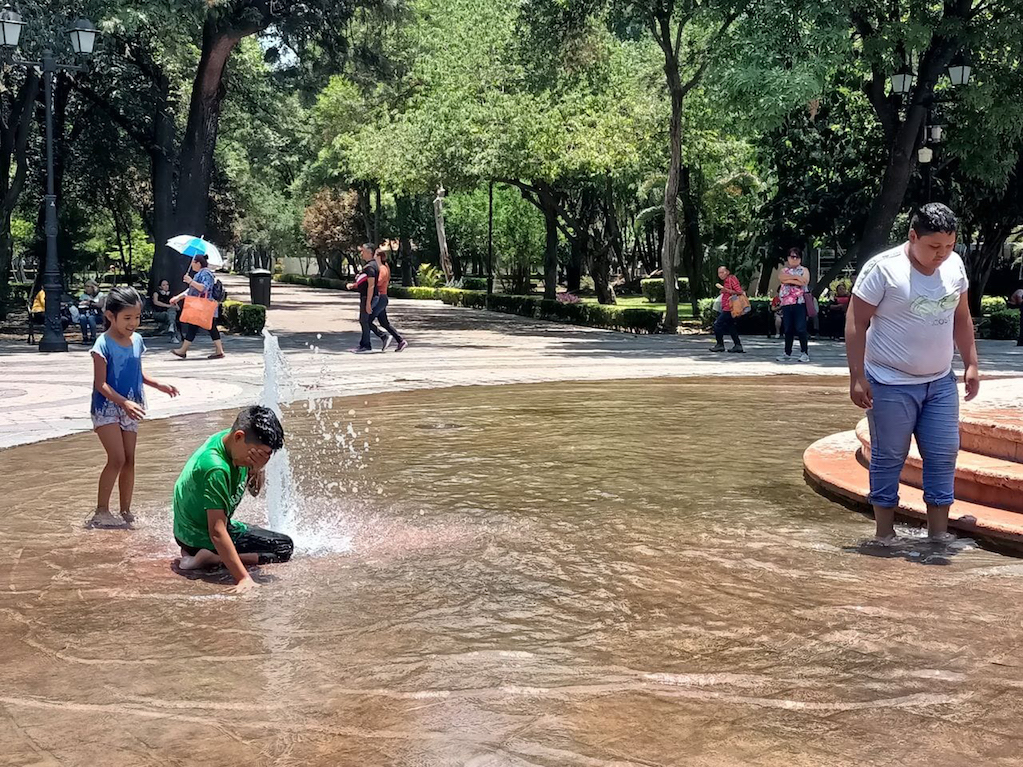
[249,269,272,307]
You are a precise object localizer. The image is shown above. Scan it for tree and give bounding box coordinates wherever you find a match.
[301,188,364,277]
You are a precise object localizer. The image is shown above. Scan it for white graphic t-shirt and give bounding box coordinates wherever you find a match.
[852,243,968,385]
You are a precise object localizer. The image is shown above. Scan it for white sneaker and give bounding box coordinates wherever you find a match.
[798,353,810,363]
[776,354,792,363]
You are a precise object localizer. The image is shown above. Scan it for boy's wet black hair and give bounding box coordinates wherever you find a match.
[105,286,143,316]
[231,405,285,452]
[911,203,958,236]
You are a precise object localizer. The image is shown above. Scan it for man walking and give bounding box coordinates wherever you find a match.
[709,265,745,354]
[347,243,380,353]
[846,203,979,544]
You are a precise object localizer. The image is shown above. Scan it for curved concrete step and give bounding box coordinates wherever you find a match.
[959,409,1023,463]
[803,431,1023,543]
[855,418,1023,513]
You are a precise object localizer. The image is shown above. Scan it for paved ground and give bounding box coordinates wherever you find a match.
[2,274,1022,448]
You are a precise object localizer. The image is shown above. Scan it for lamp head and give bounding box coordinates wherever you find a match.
[68,18,98,56]
[0,4,25,49]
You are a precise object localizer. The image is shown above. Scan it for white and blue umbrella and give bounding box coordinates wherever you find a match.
[166,235,225,268]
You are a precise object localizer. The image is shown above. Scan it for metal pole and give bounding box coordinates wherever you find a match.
[39,49,67,352]
[487,180,494,296]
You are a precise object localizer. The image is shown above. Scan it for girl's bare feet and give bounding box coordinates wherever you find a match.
[87,508,123,529]
[119,509,136,526]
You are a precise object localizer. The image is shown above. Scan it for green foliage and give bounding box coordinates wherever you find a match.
[439,289,662,333]
[641,278,691,303]
[461,277,488,291]
[981,296,1008,314]
[390,286,442,300]
[981,309,1021,340]
[220,299,266,335]
[417,264,446,288]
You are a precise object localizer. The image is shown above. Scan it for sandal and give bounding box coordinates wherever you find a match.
[171,349,187,359]
[207,352,225,359]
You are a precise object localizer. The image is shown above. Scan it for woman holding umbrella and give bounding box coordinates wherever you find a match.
[171,253,226,360]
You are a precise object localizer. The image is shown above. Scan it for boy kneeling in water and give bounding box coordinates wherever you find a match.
[174,405,293,593]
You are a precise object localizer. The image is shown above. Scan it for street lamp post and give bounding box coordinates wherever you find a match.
[0,6,98,352]
[888,49,973,204]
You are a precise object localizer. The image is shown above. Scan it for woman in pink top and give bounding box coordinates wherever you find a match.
[776,248,811,363]
[709,265,745,354]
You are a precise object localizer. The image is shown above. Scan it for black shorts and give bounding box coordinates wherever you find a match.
[175,525,293,565]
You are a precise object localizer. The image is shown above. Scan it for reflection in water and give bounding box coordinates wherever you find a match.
[2,378,1023,766]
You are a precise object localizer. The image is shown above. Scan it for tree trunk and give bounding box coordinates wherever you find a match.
[966,233,1011,316]
[373,184,381,245]
[658,27,683,331]
[397,195,415,286]
[433,191,454,283]
[0,71,38,319]
[539,191,559,301]
[679,164,704,317]
[174,21,245,236]
[567,235,583,293]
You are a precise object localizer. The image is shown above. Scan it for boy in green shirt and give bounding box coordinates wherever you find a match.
[173,405,292,593]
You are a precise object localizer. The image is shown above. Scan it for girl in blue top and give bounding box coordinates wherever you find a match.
[89,287,179,529]
[171,254,226,359]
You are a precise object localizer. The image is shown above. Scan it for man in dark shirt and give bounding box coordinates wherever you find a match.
[347,243,380,353]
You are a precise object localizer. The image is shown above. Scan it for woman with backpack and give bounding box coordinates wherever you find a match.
[170,254,227,360]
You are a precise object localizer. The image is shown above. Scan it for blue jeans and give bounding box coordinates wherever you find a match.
[79,312,97,341]
[866,371,959,508]
[713,311,740,346]
[782,303,808,355]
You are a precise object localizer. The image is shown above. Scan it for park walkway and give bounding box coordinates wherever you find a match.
[2,274,1022,448]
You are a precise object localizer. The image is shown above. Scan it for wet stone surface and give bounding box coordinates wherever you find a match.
[2,378,1023,766]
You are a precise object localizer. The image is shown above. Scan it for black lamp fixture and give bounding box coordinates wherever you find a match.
[1,4,99,352]
[947,53,972,87]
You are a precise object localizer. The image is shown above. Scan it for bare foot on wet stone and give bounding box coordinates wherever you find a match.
[86,509,125,529]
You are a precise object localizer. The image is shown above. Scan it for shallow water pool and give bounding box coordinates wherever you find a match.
[2,378,1022,766]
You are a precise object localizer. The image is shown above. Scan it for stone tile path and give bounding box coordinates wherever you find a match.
[2,274,1021,448]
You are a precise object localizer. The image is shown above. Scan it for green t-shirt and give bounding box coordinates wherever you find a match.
[173,430,249,550]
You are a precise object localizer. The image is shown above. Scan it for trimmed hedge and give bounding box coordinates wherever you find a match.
[279,274,348,290]
[438,289,662,334]
[390,286,441,300]
[461,276,488,291]
[640,277,691,304]
[221,299,266,335]
[981,309,1021,340]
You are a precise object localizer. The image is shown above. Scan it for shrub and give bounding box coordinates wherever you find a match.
[222,299,242,329]
[640,278,691,304]
[438,288,487,309]
[390,286,440,300]
[417,264,446,288]
[982,309,1021,340]
[438,289,662,333]
[557,292,581,304]
[461,276,487,291]
[981,296,1008,315]
[220,299,266,335]
[237,304,267,335]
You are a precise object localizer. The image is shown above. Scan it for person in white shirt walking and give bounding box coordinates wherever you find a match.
[846,203,979,544]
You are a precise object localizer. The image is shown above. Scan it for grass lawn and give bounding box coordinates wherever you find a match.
[580,295,695,317]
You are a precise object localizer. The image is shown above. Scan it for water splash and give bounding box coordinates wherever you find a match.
[259,329,355,555]
[260,329,299,533]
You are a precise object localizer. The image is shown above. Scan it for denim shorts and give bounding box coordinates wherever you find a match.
[91,407,140,433]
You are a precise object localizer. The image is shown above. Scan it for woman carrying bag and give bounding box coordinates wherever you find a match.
[171,254,226,360]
